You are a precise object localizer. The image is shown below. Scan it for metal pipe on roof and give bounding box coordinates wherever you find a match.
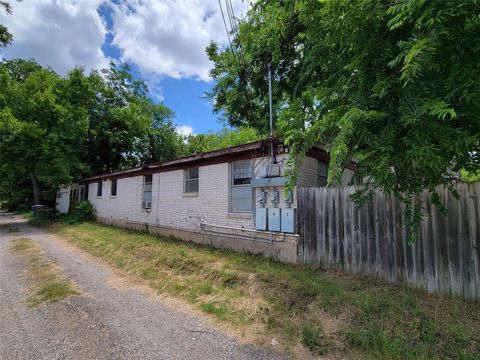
[268,60,277,164]
[268,60,273,138]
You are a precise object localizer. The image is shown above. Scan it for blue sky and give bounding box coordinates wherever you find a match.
[0,0,248,135]
[160,78,220,134]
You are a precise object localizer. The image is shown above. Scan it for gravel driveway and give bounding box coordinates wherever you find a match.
[0,213,287,360]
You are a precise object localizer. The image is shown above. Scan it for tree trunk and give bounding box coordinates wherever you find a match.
[30,174,41,205]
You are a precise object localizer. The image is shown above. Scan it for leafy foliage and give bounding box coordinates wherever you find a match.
[460,169,480,182]
[0,58,263,208]
[72,200,95,223]
[185,127,262,154]
[0,1,13,47]
[0,59,184,207]
[207,0,480,238]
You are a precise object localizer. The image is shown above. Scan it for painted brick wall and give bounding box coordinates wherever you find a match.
[88,163,253,231]
[87,153,355,233]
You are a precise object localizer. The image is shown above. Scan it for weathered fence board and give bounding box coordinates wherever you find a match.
[297,182,480,300]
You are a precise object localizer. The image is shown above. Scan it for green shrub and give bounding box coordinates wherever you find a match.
[29,201,95,225]
[17,204,32,213]
[73,201,95,222]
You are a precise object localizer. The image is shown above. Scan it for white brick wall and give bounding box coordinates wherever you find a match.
[86,153,355,233]
[89,163,253,231]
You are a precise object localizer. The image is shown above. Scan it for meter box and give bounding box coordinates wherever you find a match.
[269,191,279,204]
[268,208,281,232]
[256,191,266,204]
[281,208,296,233]
[255,208,267,230]
[283,190,294,204]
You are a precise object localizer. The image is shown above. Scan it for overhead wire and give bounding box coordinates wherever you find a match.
[218,0,241,72]
[227,0,247,69]
[219,0,260,129]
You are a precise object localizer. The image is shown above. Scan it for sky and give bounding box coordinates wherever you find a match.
[0,0,249,136]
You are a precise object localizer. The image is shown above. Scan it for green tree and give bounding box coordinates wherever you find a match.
[460,169,480,182]
[0,60,88,205]
[0,59,184,207]
[0,1,13,47]
[208,0,480,237]
[132,100,186,164]
[61,63,182,173]
[185,127,262,154]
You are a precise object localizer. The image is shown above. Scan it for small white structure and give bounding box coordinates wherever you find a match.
[56,186,71,213]
[59,139,356,262]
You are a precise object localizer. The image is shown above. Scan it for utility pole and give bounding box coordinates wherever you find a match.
[268,60,273,137]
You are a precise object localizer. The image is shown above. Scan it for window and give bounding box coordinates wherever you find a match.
[84,183,89,201]
[184,168,199,193]
[318,161,328,187]
[230,160,253,212]
[111,179,117,196]
[97,181,102,196]
[349,172,363,186]
[142,175,152,208]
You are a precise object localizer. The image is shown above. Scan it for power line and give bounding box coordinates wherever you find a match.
[226,0,246,68]
[218,0,256,127]
[218,0,242,71]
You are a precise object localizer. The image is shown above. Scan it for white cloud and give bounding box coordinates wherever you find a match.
[0,0,249,82]
[0,0,110,74]
[109,0,248,81]
[175,125,194,137]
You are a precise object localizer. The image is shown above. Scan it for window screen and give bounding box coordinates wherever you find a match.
[184,168,199,193]
[230,160,253,212]
[97,181,102,196]
[143,175,152,208]
[318,161,328,187]
[111,179,117,196]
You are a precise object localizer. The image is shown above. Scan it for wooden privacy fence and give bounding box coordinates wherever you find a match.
[297,182,480,300]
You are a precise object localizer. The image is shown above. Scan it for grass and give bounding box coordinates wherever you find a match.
[10,238,79,308]
[35,221,480,359]
[301,320,333,355]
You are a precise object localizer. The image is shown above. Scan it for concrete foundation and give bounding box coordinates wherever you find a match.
[97,216,299,264]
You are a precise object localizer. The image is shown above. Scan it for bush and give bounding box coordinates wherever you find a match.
[16,203,32,213]
[73,201,95,222]
[31,201,95,225]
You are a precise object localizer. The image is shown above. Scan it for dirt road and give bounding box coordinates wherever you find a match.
[0,213,286,360]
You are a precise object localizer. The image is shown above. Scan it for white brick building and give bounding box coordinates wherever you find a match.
[58,139,356,262]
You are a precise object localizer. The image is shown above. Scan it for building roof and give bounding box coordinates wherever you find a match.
[77,136,357,184]
[79,138,289,183]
